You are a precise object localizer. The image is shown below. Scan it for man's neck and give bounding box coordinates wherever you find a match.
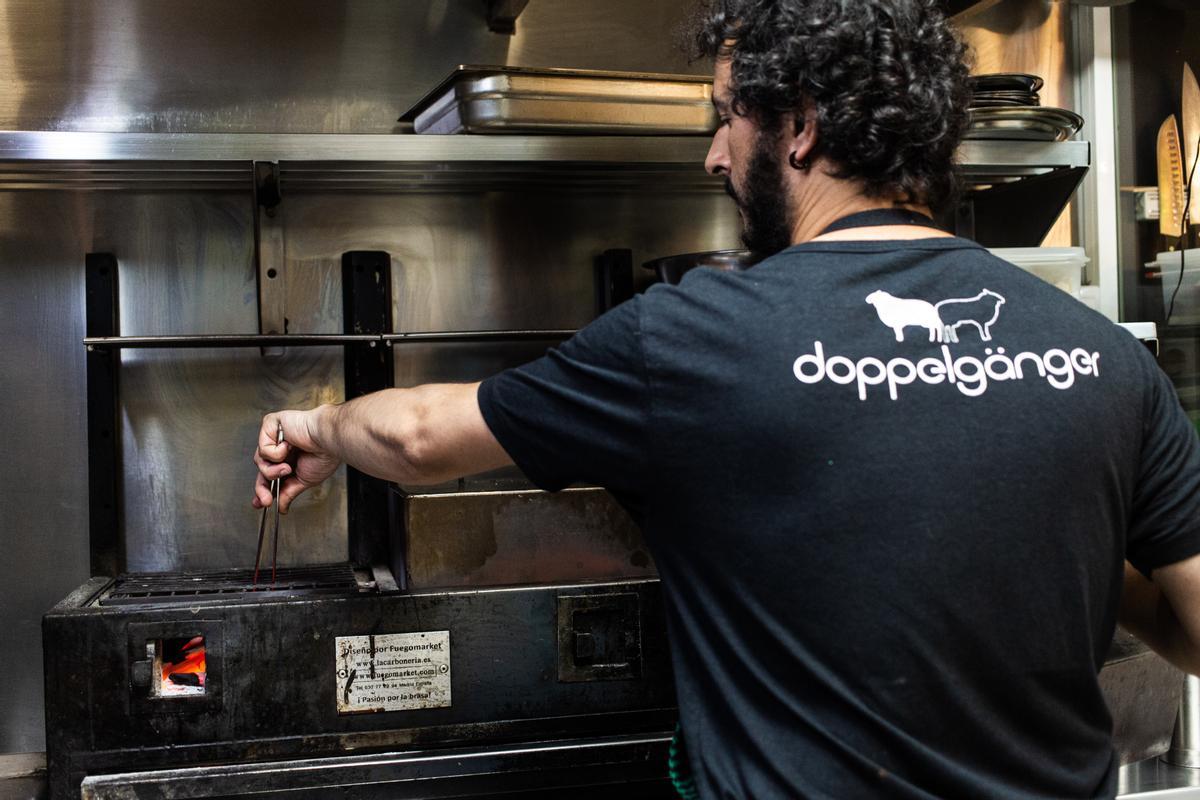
[785,166,951,244]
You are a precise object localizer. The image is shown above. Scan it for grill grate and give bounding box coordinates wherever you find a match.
[97,564,365,607]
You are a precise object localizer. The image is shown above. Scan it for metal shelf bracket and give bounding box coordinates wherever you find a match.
[486,0,529,34]
[253,161,286,357]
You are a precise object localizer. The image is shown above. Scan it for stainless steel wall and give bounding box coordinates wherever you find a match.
[0,190,93,753]
[119,187,735,574]
[0,0,705,134]
[0,0,722,755]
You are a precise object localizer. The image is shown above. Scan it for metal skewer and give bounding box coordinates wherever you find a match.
[270,452,281,586]
[253,422,284,586]
[252,506,268,586]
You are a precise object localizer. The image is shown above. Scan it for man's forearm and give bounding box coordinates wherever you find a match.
[1120,562,1200,674]
[309,389,423,484]
[305,383,511,486]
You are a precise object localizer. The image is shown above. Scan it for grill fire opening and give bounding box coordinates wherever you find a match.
[151,636,206,697]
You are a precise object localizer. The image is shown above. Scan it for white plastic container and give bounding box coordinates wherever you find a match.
[1149,249,1200,325]
[988,247,1089,297]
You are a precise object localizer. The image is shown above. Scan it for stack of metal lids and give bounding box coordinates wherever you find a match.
[966,73,1083,142]
[969,73,1042,107]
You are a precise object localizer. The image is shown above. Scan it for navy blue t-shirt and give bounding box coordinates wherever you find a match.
[477,237,1200,799]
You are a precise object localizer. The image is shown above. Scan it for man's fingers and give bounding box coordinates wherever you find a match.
[257,440,291,464]
[253,472,273,508]
[253,450,292,480]
[253,409,324,511]
[277,477,310,514]
[259,414,281,448]
[251,443,292,509]
[258,413,293,462]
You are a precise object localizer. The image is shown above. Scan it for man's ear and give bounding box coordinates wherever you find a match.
[783,108,820,166]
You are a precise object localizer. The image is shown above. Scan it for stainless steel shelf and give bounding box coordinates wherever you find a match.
[0,131,1089,191]
[0,131,711,163]
[959,139,1090,176]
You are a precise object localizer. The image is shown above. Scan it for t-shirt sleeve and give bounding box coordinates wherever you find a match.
[477,297,653,496]
[1127,349,1200,576]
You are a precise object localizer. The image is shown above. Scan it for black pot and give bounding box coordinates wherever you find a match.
[642,249,760,285]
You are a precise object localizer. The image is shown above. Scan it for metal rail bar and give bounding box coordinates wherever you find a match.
[83,330,578,349]
[83,334,378,349]
[382,329,576,343]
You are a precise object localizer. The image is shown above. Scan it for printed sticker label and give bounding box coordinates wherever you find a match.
[335,631,451,714]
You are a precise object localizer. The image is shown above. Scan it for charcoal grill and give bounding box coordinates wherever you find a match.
[45,251,677,799]
[45,574,677,799]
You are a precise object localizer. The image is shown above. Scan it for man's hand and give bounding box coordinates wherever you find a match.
[252,406,341,513]
[251,384,513,514]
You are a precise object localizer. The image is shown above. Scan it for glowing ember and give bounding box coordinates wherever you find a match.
[156,636,206,697]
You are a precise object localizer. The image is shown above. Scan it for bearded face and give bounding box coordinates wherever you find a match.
[723,129,794,258]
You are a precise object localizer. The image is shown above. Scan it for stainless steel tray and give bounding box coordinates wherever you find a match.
[965,106,1084,142]
[399,65,717,135]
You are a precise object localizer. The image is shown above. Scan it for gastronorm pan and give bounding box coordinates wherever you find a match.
[399,65,718,135]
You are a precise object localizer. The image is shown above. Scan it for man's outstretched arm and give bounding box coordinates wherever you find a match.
[1120,556,1200,675]
[252,383,513,513]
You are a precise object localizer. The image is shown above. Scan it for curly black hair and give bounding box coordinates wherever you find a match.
[692,0,972,211]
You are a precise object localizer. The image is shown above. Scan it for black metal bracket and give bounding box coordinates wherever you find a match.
[594,249,635,317]
[85,253,123,577]
[341,252,397,576]
[966,166,1090,247]
[252,161,285,357]
[253,161,282,212]
[486,0,529,33]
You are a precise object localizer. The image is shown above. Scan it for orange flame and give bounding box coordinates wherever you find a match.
[162,637,206,687]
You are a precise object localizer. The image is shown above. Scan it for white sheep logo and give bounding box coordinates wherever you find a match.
[865,289,1006,343]
[865,290,945,343]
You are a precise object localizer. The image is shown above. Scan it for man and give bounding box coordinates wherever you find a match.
[254,1,1200,797]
